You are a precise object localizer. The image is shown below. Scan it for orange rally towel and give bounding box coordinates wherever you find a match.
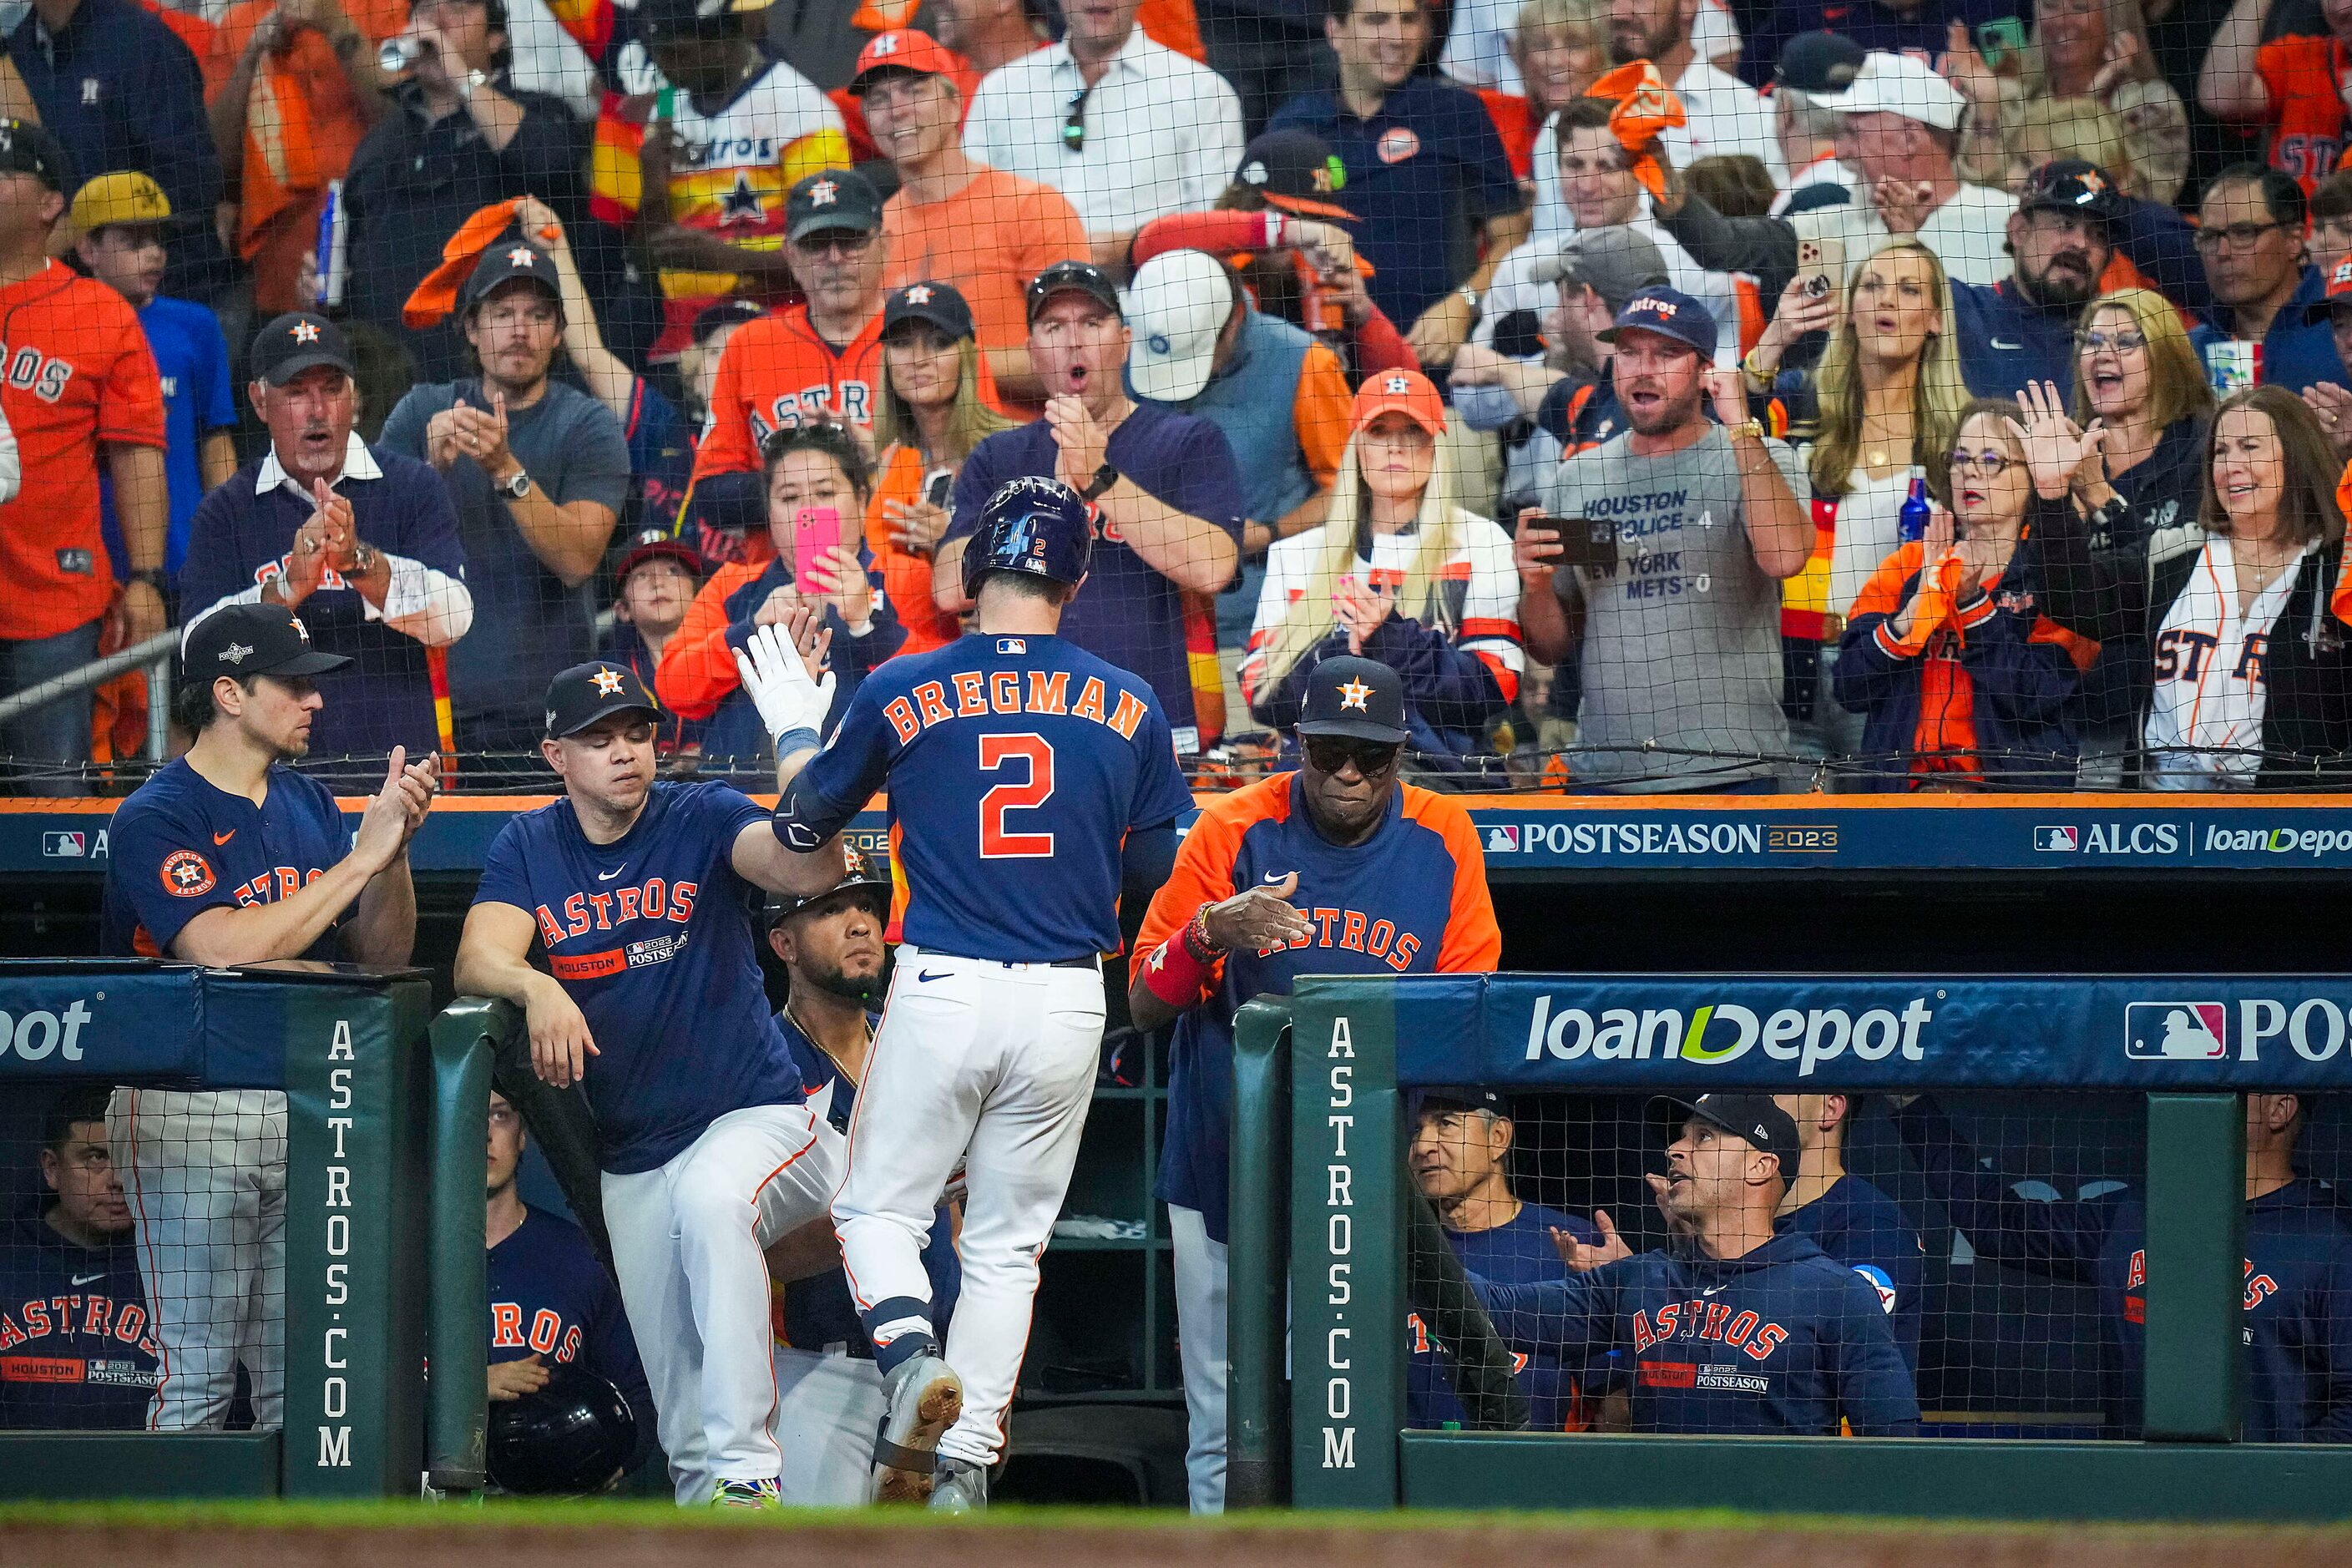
[237,53,326,264]
[402,199,563,330]
[2335,458,2352,627]
[1587,61,1685,200]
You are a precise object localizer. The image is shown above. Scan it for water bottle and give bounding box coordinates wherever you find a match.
[1897,465,1930,544]
[314,180,348,311]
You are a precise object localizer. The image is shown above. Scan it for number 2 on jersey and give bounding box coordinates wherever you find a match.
[978,732,1055,857]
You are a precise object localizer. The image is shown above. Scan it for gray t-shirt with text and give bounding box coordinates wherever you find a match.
[1545,425,1807,789]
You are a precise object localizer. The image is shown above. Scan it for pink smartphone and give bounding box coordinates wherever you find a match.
[793,506,842,582]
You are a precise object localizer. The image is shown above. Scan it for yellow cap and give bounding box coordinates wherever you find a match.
[69,171,170,236]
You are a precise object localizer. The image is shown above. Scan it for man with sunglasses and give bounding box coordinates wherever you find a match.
[2188,164,2349,397]
[685,169,896,536]
[1130,654,1501,1512]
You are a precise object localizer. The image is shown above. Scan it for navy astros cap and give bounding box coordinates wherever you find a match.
[251,311,357,386]
[883,279,976,342]
[463,240,564,314]
[785,169,883,243]
[1292,655,1409,745]
[181,602,351,682]
[1653,1093,1802,1178]
[1417,1085,1506,1116]
[1026,259,1122,323]
[1774,30,1864,93]
[544,660,661,739]
[1598,285,1718,362]
[2017,158,2127,230]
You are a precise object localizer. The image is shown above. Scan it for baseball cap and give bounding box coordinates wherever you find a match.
[1415,1085,1505,1117]
[883,279,976,341]
[637,0,771,43]
[761,841,891,928]
[1234,128,1355,222]
[785,169,883,243]
[250,311,357,386]
[1808,51,1963,132]
[462,239,563,314]
[848,28,960,94]
[1292,654,1409,744]
[180,603,352,683]
[615,526,705,581]
[70,170,170,236]
[2309,258,2352,323]
[2017,158,2127,231]
[1351,367,1446,435]
[1598,285,1718,361]
[1774,30,1864,94]
[1530,225,1672,311]
[1653,1093,1803,1179]
[0,119,71,193]
[1026,258,1123,323]
[544,660,661,739]
[1125,250,1233,403]
[691,298,767,344]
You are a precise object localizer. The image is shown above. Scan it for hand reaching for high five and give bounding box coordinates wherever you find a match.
[1550,1209,1633,1272]
[732,619,835,746]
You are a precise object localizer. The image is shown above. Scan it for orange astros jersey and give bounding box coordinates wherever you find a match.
[2256,33,2352,195]
[689,305,888,481]
[0,260,166,641]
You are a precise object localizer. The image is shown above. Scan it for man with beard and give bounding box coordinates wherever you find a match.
[380,241,630,756]
[1520,286,1813,793]
[2189,164,2349,397]
[760,849,964,1505]
[1946,159,2122,402]
[1475,1095,1919,1436]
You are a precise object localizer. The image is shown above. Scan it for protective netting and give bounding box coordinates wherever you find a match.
[1,1081,283,1432]
[0,0,2347,794]
[1402,1090,2352,1442]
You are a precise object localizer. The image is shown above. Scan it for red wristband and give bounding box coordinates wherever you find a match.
[1141,931,1215,1009]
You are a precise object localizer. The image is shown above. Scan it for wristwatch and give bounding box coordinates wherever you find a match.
[499,468,533,500]
[458,67,490,100]
[348,540,381,578]
[1078,462,1119,502]
[127,568,166,594]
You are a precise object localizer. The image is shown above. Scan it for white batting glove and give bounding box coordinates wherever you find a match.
[733,622,835,746]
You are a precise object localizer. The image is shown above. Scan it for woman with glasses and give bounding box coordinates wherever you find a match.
[1762,239,1970,774]
[867,282,1016,656]
[2038,385,2352,787]
[1832,396,2093,789]
[1239,371,1522,776]
[657,423,905,774]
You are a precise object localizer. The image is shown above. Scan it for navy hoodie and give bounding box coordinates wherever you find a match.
[0,1209,158,1429]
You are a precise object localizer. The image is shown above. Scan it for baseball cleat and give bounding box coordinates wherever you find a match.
[928,1456,988,1514]
[871,1354,963,1504]
[709,1477,782,1509]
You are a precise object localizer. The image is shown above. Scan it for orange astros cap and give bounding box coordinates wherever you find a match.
[1351,368,1446,436]
[849,28,960,94]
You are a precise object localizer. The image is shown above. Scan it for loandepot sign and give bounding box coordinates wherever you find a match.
[1524,994,1936,1079]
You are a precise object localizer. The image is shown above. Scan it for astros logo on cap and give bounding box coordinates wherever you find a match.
[505,246,538,267]
[1338,677,1372,711]
[592,667,625,696]
[291,320,321,343]
[1631,296,1677,318]
[904,284,933,303]
[809,179,838,205]
[872,29,900,52]
[1383,374,1411,394]
[2335,260,2352,287]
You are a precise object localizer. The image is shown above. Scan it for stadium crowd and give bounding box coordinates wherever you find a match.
[0,0,2351,789]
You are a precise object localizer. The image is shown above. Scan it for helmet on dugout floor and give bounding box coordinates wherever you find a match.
[960,475,1096,600]
[485,1365,640,1495]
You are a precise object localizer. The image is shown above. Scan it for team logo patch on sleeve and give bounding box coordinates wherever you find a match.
[1852,1263,1898,1315]
[160,850,217,898]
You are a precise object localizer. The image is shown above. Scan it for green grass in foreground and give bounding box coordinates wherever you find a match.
[5,1501,2352,1535]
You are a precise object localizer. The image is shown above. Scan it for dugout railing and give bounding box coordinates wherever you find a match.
[0,959,433,1500]
[1229,976,2352,1521]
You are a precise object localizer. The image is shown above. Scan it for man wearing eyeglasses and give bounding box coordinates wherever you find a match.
[685,169,897,534]
[2188,164,2349,397]
[1130,654,1501,1513]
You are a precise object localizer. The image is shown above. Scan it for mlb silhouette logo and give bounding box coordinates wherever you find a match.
[40,832,84,858]
[2035,825,2078,851]
[1485,825,1520,853]
[2126,1003,2227,1060]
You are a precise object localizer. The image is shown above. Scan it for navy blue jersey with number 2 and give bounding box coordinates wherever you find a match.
[781,634,1194,962]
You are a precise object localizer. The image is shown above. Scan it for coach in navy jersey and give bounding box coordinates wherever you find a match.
[745,475,1192,1510]
[1480,1095,1919,1437]
[0,1087,157,1429]
[1773,1094,1924,1372]
[484,1090,651,1482]
[1895,1093,2352,1441]
[100,601,438,1432]
[759,854,964,1506]
[932,262,1245,756]
[1406,1089,1598,1434]
[1129,656,1501,1512]
[456,659,847,1509]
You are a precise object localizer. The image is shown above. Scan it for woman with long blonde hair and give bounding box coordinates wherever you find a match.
[1240,372,1524,773]
[1945,0,2189,204]
[1751,237,1970,768]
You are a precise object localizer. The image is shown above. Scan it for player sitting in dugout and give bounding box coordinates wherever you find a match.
[1474,1095,1920,1436]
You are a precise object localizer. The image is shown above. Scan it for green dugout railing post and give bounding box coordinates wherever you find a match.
[425,997,512,1495]
[2142,1092,2246,1442]
[1227,995,1293,1508]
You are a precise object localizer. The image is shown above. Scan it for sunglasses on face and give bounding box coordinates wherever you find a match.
[1302,736,1403,776]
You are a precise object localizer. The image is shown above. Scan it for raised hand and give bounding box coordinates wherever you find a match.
[2004,380,2104,499]
[2305,382,2352,458]
[283,513,331,604]
[1201,869,1314,953]
[1551,1209,1633,1272]
[353,746,420,870]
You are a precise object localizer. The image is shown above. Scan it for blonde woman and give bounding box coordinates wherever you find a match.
[1945,0,2188,205]
[1752,238,1969,766]
[2000,97,2138,200]
[1239,371,1523,773]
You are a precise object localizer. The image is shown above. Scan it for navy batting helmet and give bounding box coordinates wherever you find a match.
[761,841,892,930]
[485,1364,640,1495]
[960,475,1095,600]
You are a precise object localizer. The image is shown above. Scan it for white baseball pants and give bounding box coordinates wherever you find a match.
[602,1100,842,1504]
[1170,1203,1228,1514]
[833,946,1105,1469]
[770,1345,887,1505]
[107,1088,287,1431]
